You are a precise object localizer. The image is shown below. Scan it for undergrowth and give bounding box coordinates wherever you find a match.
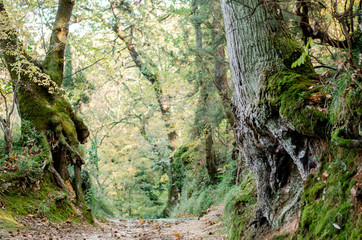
[0,121,85,230]
[171,159,239,217]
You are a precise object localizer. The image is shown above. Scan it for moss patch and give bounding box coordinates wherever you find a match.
[224,172,257,240]
[273,33,314,75]
[261,71,328,136]
[298,147,361,239]
[0,174,81,230]
[0,210,20,230]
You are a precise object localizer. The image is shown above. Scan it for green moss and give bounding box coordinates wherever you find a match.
[82,205,95,225]
[262,71,328,136]
[0,174,82,231]
[0,210,20,230]
[298,147,360,239]
[272,232,293,240]
[18,81,84,147]
[225,172,257,240]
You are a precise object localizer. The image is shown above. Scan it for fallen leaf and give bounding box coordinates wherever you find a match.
[321,170,328,183]
[139,218,145,223]
[310,92,325,103]
[173,232,182,238]
[350,186,357,197]
[333,223,341,229]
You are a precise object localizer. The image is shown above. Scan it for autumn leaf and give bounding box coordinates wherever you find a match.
[173,232,182,238]
[310,92,325,103]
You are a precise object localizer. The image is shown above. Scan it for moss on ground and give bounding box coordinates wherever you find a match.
[0,211,20,230]
[224,172,257,240]
[0,173,82,231]
[298,148,361,239]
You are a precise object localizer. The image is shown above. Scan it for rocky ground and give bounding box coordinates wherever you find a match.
[0,205,226,240]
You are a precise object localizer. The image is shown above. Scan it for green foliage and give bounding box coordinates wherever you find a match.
[171,158,239,217]
[0,120,49,181]
[291,38,313,69]
[80,140,115,218]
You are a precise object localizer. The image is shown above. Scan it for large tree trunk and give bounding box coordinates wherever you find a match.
[0,0,89,204]
[221,0,326,229]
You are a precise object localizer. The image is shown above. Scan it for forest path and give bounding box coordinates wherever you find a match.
[0,205,226,240]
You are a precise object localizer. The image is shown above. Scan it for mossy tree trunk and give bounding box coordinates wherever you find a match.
[221,0,327,230]
[0,0,89,204]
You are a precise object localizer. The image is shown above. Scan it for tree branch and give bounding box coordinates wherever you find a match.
[43,0,75,86]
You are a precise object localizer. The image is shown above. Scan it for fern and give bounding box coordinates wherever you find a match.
[291,38,313,68]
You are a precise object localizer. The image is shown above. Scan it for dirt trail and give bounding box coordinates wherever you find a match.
[0,205,226,240]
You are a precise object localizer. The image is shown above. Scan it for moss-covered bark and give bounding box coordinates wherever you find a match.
[221,0,361,238]
[0,0,89,205]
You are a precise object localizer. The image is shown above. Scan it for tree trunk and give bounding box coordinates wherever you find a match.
[211,15,234,129]
[205,129,218,182]
[4,125,12,154]
[74,162,85,205]
[192,3,219,183]
[221,0,325,229]
[0,0,89,203]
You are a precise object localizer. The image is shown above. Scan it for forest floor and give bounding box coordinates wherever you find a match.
[0,204,226,240]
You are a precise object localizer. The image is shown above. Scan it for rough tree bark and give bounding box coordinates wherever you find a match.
[221,0,327,230]
[0,0,89,204]
[109,1,179,215]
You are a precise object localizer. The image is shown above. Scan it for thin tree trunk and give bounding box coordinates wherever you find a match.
[205,129,218,182]
[193,2,219,183]
[4,125,12,154]
[74,162,85,205]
